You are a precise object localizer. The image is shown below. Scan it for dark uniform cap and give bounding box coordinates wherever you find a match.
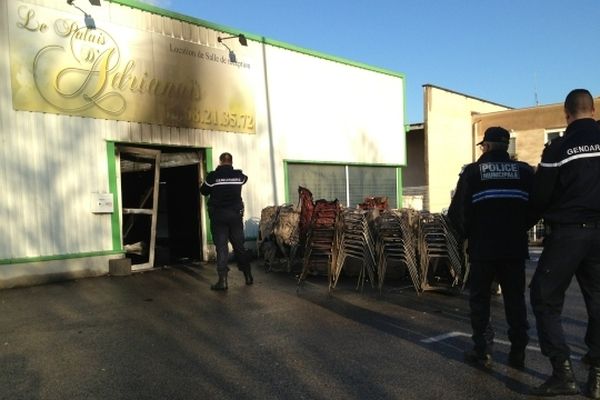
[477,127,510,145]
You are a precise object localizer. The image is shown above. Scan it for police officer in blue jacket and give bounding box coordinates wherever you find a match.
[448,126,534,369]
[530,89,600,398]
[200,152,252,290]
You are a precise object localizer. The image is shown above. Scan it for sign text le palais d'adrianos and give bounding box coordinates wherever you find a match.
[8,1,256,133]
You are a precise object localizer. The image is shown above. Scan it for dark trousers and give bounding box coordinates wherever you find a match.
[469,260,529,353]
[209,208,249,274]
[531,226,600,365]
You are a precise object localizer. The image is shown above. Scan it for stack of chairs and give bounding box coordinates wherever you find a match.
[257,204,301,273]
[272,205,301,272]
[329,208,377,292]
[417,213,466,292]
[297,186,315,246]
[395,209,421,292]
[257,205,281,271]
[298,199,340,284]
[440,214,468,289]
[372,209,420,293]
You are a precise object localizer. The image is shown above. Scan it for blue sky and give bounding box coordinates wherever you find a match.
[138,0,600,124]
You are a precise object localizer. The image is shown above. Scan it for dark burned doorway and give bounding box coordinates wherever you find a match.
[118,145,203,271]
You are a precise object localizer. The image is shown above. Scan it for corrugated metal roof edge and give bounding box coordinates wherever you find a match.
[108,0,406,80]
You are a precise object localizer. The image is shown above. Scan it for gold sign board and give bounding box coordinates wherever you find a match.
[7,1,256,133]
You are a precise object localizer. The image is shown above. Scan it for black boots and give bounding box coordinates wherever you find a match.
[586,366,600,399]
[210,272,228,291]
[243,265,253,285]
[211,263,252,290]
[210,268,251,290]
[508,349,525,369]
[464,349,492,369]
[531,358,579,396]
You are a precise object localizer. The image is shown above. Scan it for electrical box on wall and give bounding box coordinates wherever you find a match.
[91,193,114,213]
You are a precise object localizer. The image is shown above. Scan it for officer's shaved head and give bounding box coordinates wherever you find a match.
[219,152,233,165]
[564,89,594,119]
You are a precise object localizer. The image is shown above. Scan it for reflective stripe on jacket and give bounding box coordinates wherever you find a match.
[200,164,247,211]
[447,150,534,261]
[531,118,600,224]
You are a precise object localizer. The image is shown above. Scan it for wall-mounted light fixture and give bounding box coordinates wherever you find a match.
[217,34,248,63]
[67,0,101,29]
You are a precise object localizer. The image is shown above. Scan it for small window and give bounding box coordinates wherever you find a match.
[286,162,399,208]
[508,137,517,159]
[545,130,564,144]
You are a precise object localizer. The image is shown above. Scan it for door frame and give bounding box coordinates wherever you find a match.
[118,146,161,271]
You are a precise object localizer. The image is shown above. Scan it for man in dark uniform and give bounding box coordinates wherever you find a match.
[448,126,533,369]
[200,152,253,290]
[530,89,600,398]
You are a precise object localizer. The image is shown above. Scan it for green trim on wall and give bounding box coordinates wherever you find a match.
[284,159,404,168]
[205,148,214,172]
[106,141,122,251]
[0,250,124,266]
[204,148,213,244]
[258,37,405,80]
[106,0,405,80]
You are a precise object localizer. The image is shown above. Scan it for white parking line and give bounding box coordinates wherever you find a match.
[421,331,547,354]
[421,331,470,343]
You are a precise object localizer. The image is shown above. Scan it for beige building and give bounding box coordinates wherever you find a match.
[404,84,600,213]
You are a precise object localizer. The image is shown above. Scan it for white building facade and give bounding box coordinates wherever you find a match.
[0,0,406,288]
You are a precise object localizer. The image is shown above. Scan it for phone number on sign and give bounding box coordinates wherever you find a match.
[186,109,255,131]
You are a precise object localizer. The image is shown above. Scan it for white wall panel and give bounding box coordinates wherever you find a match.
[264,46,405,166]
[0,0,115,260]
[0,111,115,258]
[0,0,12,233]
[0,0,405,263]
[260,45,405,208]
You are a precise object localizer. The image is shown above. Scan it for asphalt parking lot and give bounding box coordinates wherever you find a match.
[0,248,593,400]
